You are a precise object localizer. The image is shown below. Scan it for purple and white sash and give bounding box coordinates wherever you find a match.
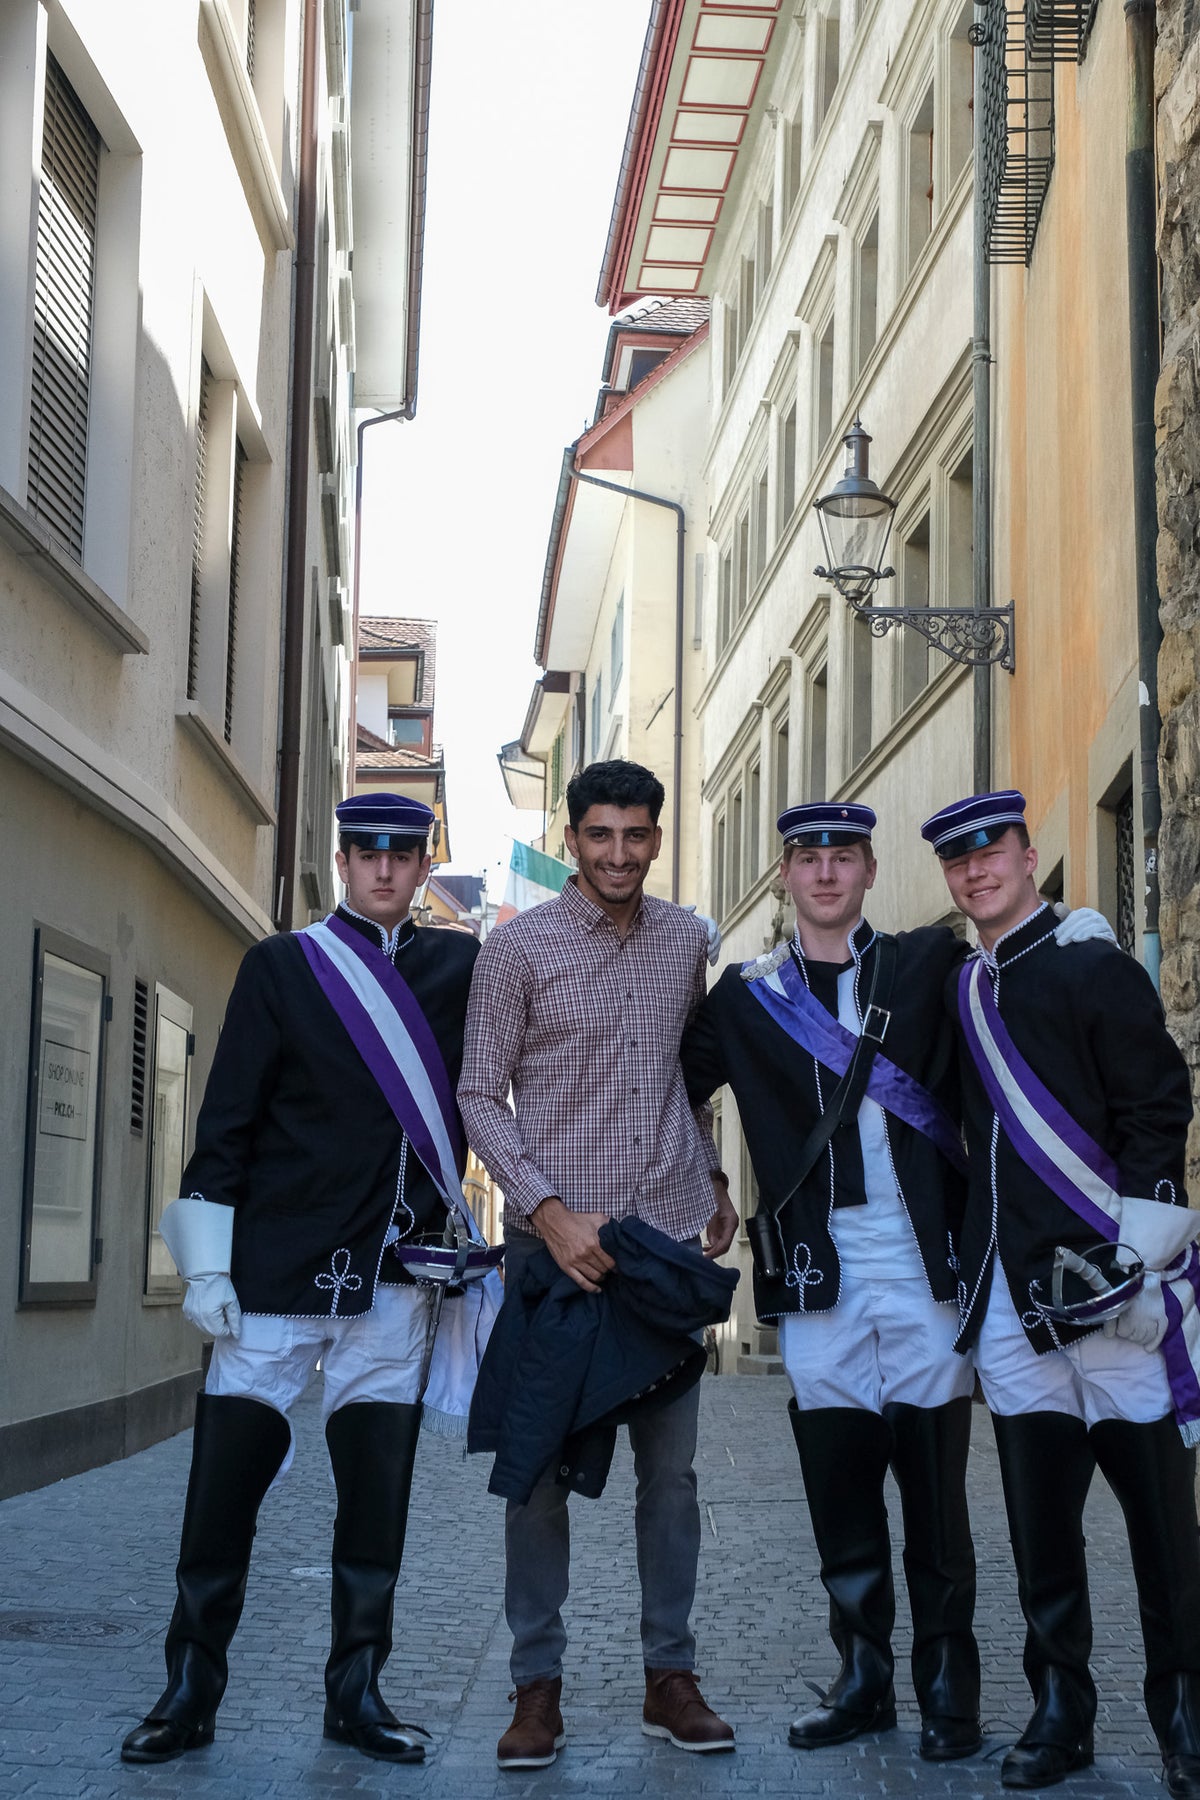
[958,956,1200,1442]
[298,914,478,1240]
[746,952,967,1174]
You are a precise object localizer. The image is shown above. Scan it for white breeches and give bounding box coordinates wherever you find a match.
[205,1284,433,1481]
[978,1271,1175,1424]
[781,1274,975,1412]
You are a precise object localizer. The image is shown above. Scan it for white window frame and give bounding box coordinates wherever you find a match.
[144,985,195,1300]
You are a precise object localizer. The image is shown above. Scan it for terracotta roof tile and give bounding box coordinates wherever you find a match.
[356,722,392,751]
[356,743,445,772]
[358,616,438,695]
[611,296,711,336]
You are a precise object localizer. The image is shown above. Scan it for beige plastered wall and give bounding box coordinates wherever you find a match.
[989,1,1141,917]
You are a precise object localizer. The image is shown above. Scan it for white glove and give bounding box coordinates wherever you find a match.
[1101,1271,1167,1350]
[1052,902,1118,948]
[182,1274,243,1339]
[160,1196,242,1340]
[683,904,722,966]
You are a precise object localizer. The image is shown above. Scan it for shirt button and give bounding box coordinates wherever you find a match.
[634,1136,641,1145]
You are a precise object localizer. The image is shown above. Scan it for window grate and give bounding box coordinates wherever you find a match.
[130,978,149,1135]
[188,363,211,701]
[28,54,100,561]
[1115,788,1136,956]
[978,8,1055,265]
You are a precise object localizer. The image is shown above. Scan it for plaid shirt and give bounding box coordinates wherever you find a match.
[459,878,720,1242]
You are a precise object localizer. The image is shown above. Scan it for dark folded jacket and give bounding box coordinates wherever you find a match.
[468,1217,739,1503]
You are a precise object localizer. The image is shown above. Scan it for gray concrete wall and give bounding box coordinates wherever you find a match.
[0,754,247,1490]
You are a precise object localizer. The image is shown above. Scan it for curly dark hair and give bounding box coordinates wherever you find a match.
[566,759,665,829]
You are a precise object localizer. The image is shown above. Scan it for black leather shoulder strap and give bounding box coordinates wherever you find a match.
[768,932,898,1217]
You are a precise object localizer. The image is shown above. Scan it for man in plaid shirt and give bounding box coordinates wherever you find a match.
[459,759,738,1769]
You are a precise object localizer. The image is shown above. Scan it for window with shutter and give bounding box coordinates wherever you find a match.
[28,54,101,562]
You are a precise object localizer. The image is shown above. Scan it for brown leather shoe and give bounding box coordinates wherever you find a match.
[642,1667,735,1753]
[496,1676,565,1769]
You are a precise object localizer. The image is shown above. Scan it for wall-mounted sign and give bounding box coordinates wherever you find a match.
[21,932,109,1303]
[39,1039,91,1141]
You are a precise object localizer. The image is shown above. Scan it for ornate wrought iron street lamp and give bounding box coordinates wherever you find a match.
[814,419,1015,670]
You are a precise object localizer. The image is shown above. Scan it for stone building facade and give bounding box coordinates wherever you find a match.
[1157,0,1200,1182]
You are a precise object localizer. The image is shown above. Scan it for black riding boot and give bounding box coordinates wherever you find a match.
[991,1411,1098,1789]
[120,1392,291,1764]
[786,1401,898,1748]
[1090,1415,1200,1800]
[323,1401,428,1763]
[886,1398,982,1761]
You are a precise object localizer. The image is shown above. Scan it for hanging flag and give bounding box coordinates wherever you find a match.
[496,841,574,922]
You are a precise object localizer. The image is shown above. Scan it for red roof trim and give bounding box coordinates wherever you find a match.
[597,0,689,314]
[576,320,709,463]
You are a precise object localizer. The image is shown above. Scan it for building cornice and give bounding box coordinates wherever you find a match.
[0,668,274,945]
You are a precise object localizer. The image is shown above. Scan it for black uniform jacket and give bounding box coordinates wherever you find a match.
[181,906,479,1318]
[951,906,1193,1354]
[468,1218,739,1504]
[681,919,968,1323]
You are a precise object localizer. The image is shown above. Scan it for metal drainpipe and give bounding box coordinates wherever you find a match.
[348,0,432,801]
[276,0,433,926]
[273,0,319,932]
[567,465,686,902]
[971,0,994,794]
[349,407,411,777]
[1126,0,1162,986]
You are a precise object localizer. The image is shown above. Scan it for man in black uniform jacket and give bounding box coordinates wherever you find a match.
[121,794,485,1768]
[924,789,1200,1798]
[682,801,982,1761]
[681,801,1107,1761]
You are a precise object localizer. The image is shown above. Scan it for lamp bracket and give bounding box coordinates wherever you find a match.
[851,599,1016,671]
[814,562,1015,669]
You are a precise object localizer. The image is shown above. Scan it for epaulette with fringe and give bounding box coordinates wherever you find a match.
[740,942,791,982]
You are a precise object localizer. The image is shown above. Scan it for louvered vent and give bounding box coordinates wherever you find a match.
[130,979,149,1135]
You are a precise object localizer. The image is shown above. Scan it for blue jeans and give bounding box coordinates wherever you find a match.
[502,1229,703,1684]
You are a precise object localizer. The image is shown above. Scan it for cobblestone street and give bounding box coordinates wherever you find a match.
[0,1373,1169,1798]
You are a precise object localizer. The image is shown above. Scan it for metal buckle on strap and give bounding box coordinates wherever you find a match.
[862,1003,891,1043]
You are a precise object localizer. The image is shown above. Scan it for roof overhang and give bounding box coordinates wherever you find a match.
[498,740,548,811]
[597,0,785,313]
[536,462,630,672]
[519,678,573,760]
[350,0,433,411]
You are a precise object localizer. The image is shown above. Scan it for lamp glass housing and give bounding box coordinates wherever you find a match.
[815,486,896,601]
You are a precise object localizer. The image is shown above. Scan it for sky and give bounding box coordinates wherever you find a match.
[357,1,654,903]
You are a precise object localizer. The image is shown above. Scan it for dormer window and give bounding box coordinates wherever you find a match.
[614,344,670,392]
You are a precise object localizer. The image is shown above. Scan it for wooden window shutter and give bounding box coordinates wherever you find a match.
[28,53,101,562]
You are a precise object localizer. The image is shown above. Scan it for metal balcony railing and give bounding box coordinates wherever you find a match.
[977,5,1056,264]
[1024,0,1099,63]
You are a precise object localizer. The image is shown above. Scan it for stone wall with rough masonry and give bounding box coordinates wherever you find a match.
[1157,0,1200,1183]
